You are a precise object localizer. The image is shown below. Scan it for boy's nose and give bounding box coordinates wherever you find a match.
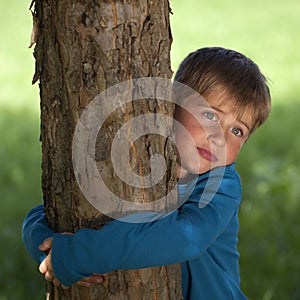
[206,127,225,147]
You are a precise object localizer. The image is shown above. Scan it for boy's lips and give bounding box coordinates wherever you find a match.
[197,147,218,162]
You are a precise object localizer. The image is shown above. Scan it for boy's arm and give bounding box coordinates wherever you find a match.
[50,165,241,287]
[22,204,55,263]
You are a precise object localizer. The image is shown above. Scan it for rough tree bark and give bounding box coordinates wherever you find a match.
[31,0,182,299]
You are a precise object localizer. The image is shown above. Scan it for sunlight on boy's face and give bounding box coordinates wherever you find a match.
[175,91,252,179]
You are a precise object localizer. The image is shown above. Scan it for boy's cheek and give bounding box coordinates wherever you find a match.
[225,143,243,164]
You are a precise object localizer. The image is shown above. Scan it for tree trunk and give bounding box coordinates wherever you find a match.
[32,0,182,299]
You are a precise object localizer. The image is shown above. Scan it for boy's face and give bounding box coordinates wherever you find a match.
[175,90,252,179]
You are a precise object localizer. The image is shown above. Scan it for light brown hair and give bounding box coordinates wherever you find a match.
[174,47,271,133]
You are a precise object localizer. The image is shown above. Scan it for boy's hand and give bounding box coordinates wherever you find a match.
[38,233,105,288]
[39,248,62,286]
[39,237,63,287]
[77,274,107,287]
[39,236,53,253]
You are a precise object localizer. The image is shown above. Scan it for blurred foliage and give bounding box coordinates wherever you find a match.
[0,108,44,299]
[237,102,300,300]
[0,1,44,299]
[0,0,299,299]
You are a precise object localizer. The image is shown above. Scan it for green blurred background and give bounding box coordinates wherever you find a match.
[0,0,299,299]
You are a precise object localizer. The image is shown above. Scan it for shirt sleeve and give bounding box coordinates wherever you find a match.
[22,204,55,264]
[52,164,242,287]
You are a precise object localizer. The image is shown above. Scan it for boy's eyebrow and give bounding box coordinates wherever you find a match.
[209,105,252,131]
[237,120,251,132]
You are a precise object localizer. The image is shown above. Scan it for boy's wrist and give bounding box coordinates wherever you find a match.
[51,233,82,287]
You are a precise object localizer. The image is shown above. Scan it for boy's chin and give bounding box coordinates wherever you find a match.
[177,165,210,180]
[189,163,226,176]
[177,159,228,180]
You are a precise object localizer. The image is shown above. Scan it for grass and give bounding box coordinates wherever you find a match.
[1,0,300,299]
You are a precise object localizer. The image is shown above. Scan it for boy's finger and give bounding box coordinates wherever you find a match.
[77,274,105,286]
[39,258,47,274]
[45,270,55,282]
[52,277,62,287]
[90,274,105,283]
[39,237,53,251]
[61,284,69,290]
[77,281,91,287]
[39,253,52,274]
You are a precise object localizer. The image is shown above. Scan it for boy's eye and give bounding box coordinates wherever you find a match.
[203,111,218,122]
[231,127,242,136]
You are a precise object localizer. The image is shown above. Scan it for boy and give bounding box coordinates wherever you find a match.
[22,47,271,299]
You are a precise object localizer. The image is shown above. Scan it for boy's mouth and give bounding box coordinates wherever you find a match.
[197,147,218,162]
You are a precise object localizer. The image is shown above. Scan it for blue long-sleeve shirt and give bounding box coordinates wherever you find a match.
[22,163,247,299]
